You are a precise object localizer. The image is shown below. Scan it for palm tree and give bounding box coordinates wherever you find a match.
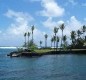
[24,32,27,48]
[53,36,56,50]
[63,35,67,45]
[82,25,86,39]
[27,32,30,48]
[54,27,59,36]
[71,31,76,45]
[51,37,54,48]
[44,34,48,48]
[63,35,67,50]
[60,23,65,48]
[56,36,59,51]
[40,41,42,48]
[77,30,81,39]
[54,27,59,48]
[31,25,34,44]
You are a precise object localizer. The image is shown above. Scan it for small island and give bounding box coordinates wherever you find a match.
[7,24,86,57]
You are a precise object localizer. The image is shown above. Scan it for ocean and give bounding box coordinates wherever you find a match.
[0,49,86,80]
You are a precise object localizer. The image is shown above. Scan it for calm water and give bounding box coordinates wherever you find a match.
[0,49,86,80]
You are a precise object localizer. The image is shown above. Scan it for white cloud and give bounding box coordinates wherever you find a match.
[43,17,57,30]
[33,28,46,45]
[42,16,83,39]
[66,16,82,31]
[42,17,64,30]
[38,0,65,17]
[5,9,34,36]
[0,9,85,46]
[0,9,45,46]
[84,18,86,21]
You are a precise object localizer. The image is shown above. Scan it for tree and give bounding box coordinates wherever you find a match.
[77,30,82,39]
[63,35,67,44]
[82,25,86,39]
[27,32,30,48]
[71,31,76,46]
[60,23,65,48]
[24,33,27,48]
[28,40,37,51]
[53,36,56,50]
[40,41,42,48]
[54,27,59,48]
[51,37,54,48]
[54,27,59,36]
[31,25,34,44]
[63,35,67,50]
[56,36,59,50]
[82,25,86,33]
[44,34,48,48]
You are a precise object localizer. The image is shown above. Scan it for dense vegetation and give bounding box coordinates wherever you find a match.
[23,24,86,51]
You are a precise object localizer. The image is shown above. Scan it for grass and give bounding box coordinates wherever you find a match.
[34,49,54,54]
[34,48,86,54]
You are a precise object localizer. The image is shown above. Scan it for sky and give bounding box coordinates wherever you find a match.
[0,0,86,47]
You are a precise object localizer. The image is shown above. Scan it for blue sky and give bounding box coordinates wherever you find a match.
[0,0,86,46]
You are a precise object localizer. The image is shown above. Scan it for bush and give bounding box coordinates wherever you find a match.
[17,48,23,52]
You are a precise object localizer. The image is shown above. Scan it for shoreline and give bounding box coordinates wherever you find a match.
[7,49,86,57]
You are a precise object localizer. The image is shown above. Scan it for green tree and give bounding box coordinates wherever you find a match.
[24,33,27,48]
[27,32,30,48]
[77,30,82,39]
[60,23,65,48]
[63,35,67,44]
[54,27,59,36]
[40,41,42,48]
[51,37,54,48]
[28,40,37,51]
[44,34,48,48]
[56,36,59,50]
[63,35,67,50]
[54,27,59,48]
[31,25,34,44]
[82,25,86,39]
[71,31,76,46]
[53,36,56,50]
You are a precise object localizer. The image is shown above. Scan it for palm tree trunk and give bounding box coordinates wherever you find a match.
[46,38,47,48]
[40,44,41,48]
[55,34,56,51]
[62,30,63,45]
[60,31,63,48]
[28,36,29,48]
[56,41,57,51]
[56,42,58,51]
[54,41,55,50]
[51,42,52,48]
[45,38,47,48]
[83,33,84,39]
[32,31,33,44]
[25,36,26,48]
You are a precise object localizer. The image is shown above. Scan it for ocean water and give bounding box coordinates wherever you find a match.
[0,49,86,80]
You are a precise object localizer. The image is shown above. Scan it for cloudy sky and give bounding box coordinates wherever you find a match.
[0,0,86,47]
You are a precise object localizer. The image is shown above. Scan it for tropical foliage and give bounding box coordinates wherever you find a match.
[60,23,65,47]
[23,24,86,51]
[44,34,48,48]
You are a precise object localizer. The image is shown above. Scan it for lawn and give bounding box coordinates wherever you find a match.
[34,49,54,54]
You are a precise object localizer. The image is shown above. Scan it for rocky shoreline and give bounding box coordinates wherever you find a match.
[7,49,86,57]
